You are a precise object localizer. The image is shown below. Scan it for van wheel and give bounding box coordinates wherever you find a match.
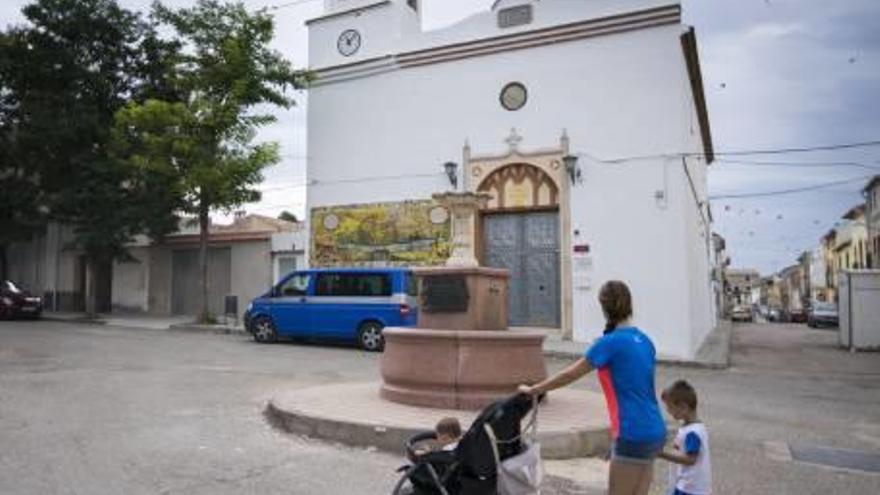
[252,316,277,344]
[358,321,384,352]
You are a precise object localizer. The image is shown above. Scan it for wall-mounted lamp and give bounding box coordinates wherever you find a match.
[444,161,458,189]
[562,154,581,184]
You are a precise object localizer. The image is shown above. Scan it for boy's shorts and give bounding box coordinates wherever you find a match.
[610,438,665,465]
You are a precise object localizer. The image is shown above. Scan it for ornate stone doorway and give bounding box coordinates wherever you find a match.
[463,129,573,334]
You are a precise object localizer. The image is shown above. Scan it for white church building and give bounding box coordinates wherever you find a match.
[303,0,717,359]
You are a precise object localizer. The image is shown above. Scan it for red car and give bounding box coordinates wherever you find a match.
[0,280,43,319]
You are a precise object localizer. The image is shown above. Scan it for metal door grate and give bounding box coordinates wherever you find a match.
[483,211,560,327]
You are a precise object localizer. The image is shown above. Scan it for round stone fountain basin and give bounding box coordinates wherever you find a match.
[380,327,547,410]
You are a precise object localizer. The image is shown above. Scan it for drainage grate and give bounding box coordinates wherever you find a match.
[789,443,880,473]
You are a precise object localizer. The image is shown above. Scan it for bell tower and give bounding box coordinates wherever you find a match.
[309,0,422,69]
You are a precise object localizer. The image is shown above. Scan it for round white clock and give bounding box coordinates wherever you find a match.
[337,29,361,57]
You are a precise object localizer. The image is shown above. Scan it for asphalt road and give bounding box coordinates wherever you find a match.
[1,320,879,494]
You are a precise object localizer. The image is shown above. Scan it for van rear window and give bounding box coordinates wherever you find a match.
[405,273,418,297]
[316,273,392,297]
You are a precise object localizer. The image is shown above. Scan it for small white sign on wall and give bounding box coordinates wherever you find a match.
[573,244,592,290]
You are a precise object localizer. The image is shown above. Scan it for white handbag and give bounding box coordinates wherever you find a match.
[484,397,543,495]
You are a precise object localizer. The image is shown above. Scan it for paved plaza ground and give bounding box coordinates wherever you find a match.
[1,319,878,494]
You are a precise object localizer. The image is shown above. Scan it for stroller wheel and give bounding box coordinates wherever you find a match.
[391,473,415,495]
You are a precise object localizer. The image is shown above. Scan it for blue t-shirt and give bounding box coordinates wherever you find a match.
[586,327,666,443]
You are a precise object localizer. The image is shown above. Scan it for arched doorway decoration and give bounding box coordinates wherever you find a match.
[477,163,559,210]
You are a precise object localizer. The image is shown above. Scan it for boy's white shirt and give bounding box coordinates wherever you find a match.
[668,422,712,495]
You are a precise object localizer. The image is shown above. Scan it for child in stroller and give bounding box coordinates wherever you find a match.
[391,393,539,495]
[412,417,463,457]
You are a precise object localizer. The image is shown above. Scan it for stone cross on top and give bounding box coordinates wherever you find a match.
[505,127,523,151]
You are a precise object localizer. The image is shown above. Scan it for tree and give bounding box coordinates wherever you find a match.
[114,0,305,321]
[278,211,299,223]
[0,0,181,308]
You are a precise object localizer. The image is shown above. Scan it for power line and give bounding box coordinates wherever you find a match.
[711,139,880,157]
[255,171,446,193]
[592,139,880,164]
[709,175,872,200]
[715,159,880,171]
[263,0,322,12]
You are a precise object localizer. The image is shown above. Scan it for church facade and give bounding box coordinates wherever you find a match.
[304,0,717,359]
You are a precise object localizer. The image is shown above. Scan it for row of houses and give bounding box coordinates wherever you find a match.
[5,214,306,320]
[756,175,880,316]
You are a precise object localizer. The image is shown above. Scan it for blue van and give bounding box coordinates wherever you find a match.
[244,268,418,351]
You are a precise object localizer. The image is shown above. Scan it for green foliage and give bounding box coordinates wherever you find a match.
[112,0,305,318]
[0,0,181,259]
[278,211,299,223]
[115,0,305,216]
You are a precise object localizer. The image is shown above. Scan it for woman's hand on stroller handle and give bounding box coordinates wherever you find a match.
[517,384,539,396]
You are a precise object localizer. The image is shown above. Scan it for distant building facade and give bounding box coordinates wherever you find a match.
[711,233,730,318]
[834,205,868,274]
[725,268,760,310]
[778,264,805,316]
[864,176,880,269]
[6,215,305,320]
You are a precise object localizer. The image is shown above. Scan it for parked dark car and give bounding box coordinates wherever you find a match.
[788,308,808,324]
[808,302,839,328]
[0,280,43,319]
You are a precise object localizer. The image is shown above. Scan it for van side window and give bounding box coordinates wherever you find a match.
[316,273,392,297]
[278,273,310,297]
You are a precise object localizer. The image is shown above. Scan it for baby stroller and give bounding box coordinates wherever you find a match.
[391,393,540,495]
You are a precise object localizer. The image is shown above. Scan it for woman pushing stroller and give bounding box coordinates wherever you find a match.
[519,280,667,495]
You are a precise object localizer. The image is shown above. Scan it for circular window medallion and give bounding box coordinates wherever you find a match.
[323,213,340,230]
[472,166,483,178]
[550,160,561,170]
[500,82,528,111]
[429,206,450,225]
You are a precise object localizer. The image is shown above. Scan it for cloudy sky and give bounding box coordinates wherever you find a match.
[2,0,879,274]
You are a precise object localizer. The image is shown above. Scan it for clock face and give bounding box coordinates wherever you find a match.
[337,29,361,57]
[500,82,528,111]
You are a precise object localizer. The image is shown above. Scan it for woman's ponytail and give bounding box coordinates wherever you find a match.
[599,281,633,335]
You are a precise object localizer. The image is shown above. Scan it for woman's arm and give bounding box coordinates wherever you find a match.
[519,357,593,396]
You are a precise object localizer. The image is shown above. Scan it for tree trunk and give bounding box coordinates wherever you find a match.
[0,244,7,280]
[198,199,211,323]
[85,256,97,316]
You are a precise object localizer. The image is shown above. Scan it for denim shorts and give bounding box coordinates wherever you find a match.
[610,438,665,465]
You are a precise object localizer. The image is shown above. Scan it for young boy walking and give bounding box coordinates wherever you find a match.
[659,380,712,495]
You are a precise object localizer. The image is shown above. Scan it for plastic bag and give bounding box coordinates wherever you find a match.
[497,440,543,495]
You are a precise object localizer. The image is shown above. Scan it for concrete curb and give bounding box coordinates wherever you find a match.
[41,313,106,325]
[168,323,249,336]
[263,399,611,460]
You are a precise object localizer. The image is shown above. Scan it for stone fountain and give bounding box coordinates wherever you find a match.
[380,192,547,410]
